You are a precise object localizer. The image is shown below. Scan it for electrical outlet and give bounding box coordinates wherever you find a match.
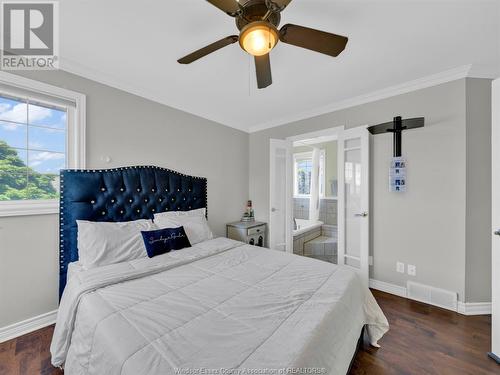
[396,262,405,273]
[369,256,373,266]
[408,264,416,276]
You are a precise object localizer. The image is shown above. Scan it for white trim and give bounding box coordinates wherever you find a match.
[0,310,57,343]
[369,279,408,298]
[369,278,492,315]
[287,125,344,142]
[0,199,58,217]
[59,58,484,134]
[0,71,85,104]
[58,56,248,133]
[337,127,370,287]
[492,77,500,360]
[0,71,86,217]
[269,139,293,252]
[457,302,492,316]
[248,65,473,133]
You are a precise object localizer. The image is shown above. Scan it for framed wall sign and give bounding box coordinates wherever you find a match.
[389,157,406,192]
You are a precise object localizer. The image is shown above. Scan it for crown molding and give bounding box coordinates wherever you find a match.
[58,59,489,134]
[58,57,247,132]
[248,65,474,133]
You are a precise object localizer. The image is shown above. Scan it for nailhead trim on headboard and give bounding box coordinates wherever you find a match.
[58,165,208,299]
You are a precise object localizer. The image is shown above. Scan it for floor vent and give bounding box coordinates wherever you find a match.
[407,281,458,312]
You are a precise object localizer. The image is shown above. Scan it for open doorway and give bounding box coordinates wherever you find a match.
[269,125,370,285]
[291,135,339,264]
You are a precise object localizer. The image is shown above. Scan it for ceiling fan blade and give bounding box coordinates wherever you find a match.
[255,54,272,89]
[178,35,239,64]
[205,0,240,16]
[279,24,348,57]
[271,0,293,11]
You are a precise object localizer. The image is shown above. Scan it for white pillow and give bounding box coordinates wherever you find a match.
[160,207,206,217]
[153,209,213,245]
[77,219,155,269]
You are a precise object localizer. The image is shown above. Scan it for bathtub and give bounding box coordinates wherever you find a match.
[293,219,323,237]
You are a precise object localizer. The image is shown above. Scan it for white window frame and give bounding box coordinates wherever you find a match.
[293,150,326,198]
[0,71,86,217]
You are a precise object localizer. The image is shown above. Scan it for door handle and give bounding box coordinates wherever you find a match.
[494,229,500,236]
[271,207,278,212]
[355,212,368,217]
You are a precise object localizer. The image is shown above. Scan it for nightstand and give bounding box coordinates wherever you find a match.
[226,221,267,247]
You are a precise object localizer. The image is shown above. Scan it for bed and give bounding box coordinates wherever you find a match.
[51,166,389,375]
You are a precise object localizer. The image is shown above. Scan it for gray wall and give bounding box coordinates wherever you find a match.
[0,70,249,328]
[250,79,491,303]
[465,78,492,302]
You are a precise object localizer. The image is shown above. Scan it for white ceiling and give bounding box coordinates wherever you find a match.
[59,0,500,132]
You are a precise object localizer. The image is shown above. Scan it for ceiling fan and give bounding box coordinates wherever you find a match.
[177,0,348,89]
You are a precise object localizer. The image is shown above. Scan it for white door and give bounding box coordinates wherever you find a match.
[491,78,500,364]
[338,127,370,286]
[269,139,292,251]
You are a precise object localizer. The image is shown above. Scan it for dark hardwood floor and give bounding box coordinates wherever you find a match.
[0,290,497,375]
[350,290,498,375]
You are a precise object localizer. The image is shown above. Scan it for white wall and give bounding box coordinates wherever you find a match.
[0,70,249,328]
[250,78,491,303]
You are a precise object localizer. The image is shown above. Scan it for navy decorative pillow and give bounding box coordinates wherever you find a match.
[141,226,191,258]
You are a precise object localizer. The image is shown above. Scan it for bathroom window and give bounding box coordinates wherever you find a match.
[293,150,325,197]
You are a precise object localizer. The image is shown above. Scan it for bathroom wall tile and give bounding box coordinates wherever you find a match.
[304,230,320,243]
[326,213,336,225]
[304,242,313,256]
[324,242,337,255]
[312,243,325,256]
[293,237,304,255]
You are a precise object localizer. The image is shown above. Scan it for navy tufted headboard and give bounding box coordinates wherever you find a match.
[59,165,207,298]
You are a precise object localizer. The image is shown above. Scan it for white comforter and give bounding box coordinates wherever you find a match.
[51,238,389,375]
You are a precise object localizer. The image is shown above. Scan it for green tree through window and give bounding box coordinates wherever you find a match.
[0,94,66,201]
[0,140,58,200]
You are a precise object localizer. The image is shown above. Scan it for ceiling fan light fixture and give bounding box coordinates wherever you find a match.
[239,21,278,56]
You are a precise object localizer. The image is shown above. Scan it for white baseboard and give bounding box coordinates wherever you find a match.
[369,278,407,298]
[369,278,491,316]
[457,301,492,315]
[0,310,57,343]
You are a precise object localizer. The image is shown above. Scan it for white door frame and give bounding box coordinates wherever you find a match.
[490,78,500,364]
[269,139,293,252]
[337,126,370,286]
[284,125,370,285]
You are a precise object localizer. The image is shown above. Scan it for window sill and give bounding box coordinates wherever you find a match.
[0,200,58,217]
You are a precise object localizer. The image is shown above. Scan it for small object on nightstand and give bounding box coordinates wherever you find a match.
[226,221,266,247]
[241,200,255,222]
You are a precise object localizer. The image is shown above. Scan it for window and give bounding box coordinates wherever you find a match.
[0,72,85,216]
[0,95,67,201]
[293,150,325,197]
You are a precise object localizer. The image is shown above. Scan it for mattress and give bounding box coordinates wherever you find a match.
[51,237,389,375]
